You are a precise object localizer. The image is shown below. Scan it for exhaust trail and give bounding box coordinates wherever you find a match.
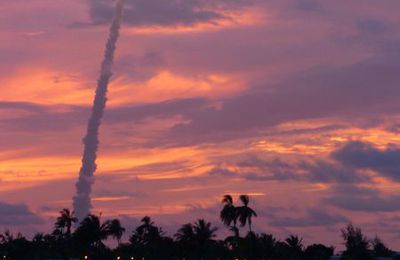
[73,0,125,222]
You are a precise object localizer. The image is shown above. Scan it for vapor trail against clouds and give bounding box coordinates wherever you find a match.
[73,0,124,222]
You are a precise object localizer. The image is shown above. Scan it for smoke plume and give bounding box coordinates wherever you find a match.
[73,0,124,222]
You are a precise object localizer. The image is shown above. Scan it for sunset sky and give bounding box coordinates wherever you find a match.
[1,0,400,249]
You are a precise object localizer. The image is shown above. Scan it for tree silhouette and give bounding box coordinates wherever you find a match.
[6,201,396,260]
[130,216,163,246]
[371,236,393,257]
[303,244,333,260]
[107,219,125,245]
[236,194,257,232]
[73,213,124,256]
[54,208,78,237]
[175,223,195,242]
[224,226,242,251]
[193,219,218,245]
[0,231,31,259]
[220,194,237,228]
[175,223,196,258]
[174,219,219,259]
[341,223,372,260]
[258,233,277,259]
[274,240,292,259]
[129,216,173,259]
[285,235,304,260]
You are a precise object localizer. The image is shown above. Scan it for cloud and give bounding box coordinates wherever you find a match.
[3,0,400,246]
[295,0,322,12]
[240,157,296,181]
[332,141,400,181]
[357,18,388,33]
[113,51,165,82]
[235,155,367,184]
[207,167,238,177]
[324,185,400,212]
[0,201,43,226]
[88,0,251,26]
[270,207,349,227]
[327,194,400,212]
[301,160,368,184]
[0,98,205,134]
[149,53,400,146]
[93,188,147,199]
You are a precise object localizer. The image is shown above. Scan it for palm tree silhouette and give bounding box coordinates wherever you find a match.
[175,223,195,242]
[224,226,242,252]
[74,214,125,250]
[285,235,303,249]
[175,223,196,258]
[236,195,257,232]
[129,216,174,259]
[220,194,237,228]
[193,219,218,244]
[175,219,218,259]
[54,208,77,237]
[285,235,304,259]
[175,219,218,247]
[107,219,125,245]
[130,216,163,246]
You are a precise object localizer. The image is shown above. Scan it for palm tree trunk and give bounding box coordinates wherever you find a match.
[67,224,71,236]
[249,220,252,232]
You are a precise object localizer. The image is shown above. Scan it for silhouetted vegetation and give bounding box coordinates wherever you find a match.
[341,223,372,260]
[0,196,397,259]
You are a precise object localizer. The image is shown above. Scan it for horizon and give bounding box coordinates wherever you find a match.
[1,0,400,252]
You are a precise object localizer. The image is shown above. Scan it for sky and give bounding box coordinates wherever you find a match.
[1,0,400,249]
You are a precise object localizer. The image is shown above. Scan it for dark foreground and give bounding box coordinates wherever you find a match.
[0,195,398,260]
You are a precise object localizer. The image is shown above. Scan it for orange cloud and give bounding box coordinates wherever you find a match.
[0,68,245,106]
[109,70,246,106]
[251,118,400,157]
[123,8,266,35]
[0,145,210,185]
[0,68,92,105]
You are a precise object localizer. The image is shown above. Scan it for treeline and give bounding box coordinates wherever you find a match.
[0,195,397,260]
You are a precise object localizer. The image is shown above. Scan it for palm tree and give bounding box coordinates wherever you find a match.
[175,220,218,248]
[130,217,172,259]
[193,219,218,245]
[130,216,163,246]
[175,219,218,259]
[236,195,257,232]
[54,208,77,236]
[285,235,303,249]
[285,235,304,259]
[220,194,237,228]
[74,214,106,248]
[175,223,195,242]
[74,214,125,250]
[106,219,125,245]
[175,223,196,259]
[258,233,277,259]
[224,226,241,251]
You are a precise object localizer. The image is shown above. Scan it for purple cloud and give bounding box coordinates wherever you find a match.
[0,202,43,226]
[270,207,349,227]
[332,141,400,181]
[88,0,252,26]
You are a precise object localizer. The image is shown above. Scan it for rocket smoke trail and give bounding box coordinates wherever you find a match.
[73,0,124,222]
